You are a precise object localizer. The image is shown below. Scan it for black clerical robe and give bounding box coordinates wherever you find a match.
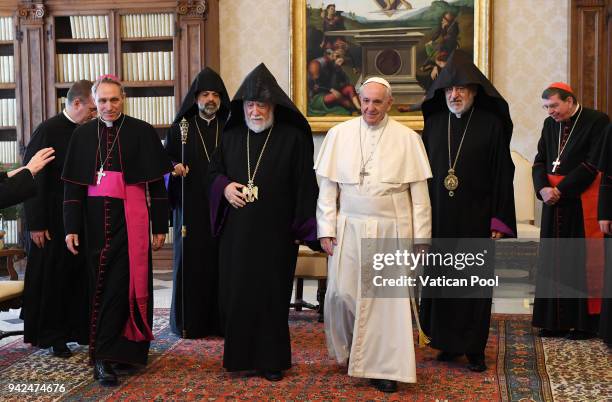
[21,112,89,348]
[0,170,36,209]
[208,121,318,372]
[597,124,612,344]
[420,107,516,355]
[532,106,609,333]
[165,114,223,338]
[63,115,172,365]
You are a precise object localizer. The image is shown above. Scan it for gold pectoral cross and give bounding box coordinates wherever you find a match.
[96,167,106,185]
[242,181,259,203]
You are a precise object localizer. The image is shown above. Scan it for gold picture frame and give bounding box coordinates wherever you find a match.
[291,0,492,133]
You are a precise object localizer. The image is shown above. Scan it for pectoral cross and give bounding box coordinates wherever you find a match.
[96,167,106,185]
[241,180,259,203]
[552,158,561,173]
[359,167,369,185]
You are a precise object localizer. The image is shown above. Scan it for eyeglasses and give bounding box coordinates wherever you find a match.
[541,103,561,111]
[445,86,468,95]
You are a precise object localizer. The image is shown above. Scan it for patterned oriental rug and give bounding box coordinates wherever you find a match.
[0,309,609,401]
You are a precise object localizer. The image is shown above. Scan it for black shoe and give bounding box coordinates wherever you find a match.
[370,379,398,393]
[436,351,462,361]
[565,330,595,340]
[93,361,118,386]
[466,355,487,372]
[262,370,283,382]
[538,329,568,338]
[51,343,72,358]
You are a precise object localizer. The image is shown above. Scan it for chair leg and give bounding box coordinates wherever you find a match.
[294,278,304,311]
[317,279,327,323]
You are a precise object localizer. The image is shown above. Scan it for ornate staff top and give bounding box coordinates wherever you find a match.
[179,117,189,144]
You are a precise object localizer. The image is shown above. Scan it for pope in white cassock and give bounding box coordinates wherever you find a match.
[315,77,432,393]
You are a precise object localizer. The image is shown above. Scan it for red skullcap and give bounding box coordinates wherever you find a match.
[547,82,574,94]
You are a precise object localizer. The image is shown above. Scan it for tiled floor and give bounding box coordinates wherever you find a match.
[1,265,533,348]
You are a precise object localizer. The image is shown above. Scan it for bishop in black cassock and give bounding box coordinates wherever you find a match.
[532,83,609,339]
[62,76,172,385]
[21,80,95,357]
[596,123,612,345]
[165,67,230,338]
[419,50,516,372]
[207,64,318,381]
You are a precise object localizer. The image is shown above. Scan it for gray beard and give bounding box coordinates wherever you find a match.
[197,102,219,118]
[447,98,474,117]
[246,118,273,133]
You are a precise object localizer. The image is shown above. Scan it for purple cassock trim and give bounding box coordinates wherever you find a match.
[292,217,318,242]
[210,174,232,236]
[163,173,170,190]
[491,217,515,238]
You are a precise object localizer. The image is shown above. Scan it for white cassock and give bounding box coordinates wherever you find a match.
[315,115,432,383]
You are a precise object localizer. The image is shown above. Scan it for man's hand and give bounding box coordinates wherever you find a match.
[26,147,55,177]
[320,237,337,256]
[540,186,560,205]
[31,230,51,248]
[491,230,505,240]
[152,234,166,251]
[65,234,79,255]
[171,163,189,177]
[224,182,247,209]
[599,220,612,235]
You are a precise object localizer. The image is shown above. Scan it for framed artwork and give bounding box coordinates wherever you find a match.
[291,0,492,132]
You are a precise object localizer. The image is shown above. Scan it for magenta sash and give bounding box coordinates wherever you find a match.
[88,171,154,341]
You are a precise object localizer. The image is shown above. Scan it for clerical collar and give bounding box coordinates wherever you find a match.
[100,114,122,127]
[570,104,581,118]
[63,109,77,124]
[363,114,389,131]
[198,112,216,126]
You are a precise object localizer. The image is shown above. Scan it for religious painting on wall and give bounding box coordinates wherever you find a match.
[291,0,492,132]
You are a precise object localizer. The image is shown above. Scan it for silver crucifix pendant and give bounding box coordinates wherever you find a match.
[96,167,106,185]
[552,158,561,173]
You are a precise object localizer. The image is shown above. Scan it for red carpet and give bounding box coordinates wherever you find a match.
[0,309,553,401]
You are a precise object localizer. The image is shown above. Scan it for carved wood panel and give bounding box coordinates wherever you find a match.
[570,0,611,116]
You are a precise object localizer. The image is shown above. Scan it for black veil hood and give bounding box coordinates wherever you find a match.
[422,50,513,144]
[173,67,230,124]
[225,63,311,136]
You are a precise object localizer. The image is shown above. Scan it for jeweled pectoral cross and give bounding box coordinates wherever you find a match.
[359,168,369,185]
[552,158,561,173]
[242,180,259,202]
[96,167,106,185]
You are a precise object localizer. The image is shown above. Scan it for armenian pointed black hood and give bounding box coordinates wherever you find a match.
[422,50,513,144]
[173,67,230,124]
[225,63,311,136]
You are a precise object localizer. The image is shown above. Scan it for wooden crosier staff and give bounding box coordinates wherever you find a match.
[179,117,189,338]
